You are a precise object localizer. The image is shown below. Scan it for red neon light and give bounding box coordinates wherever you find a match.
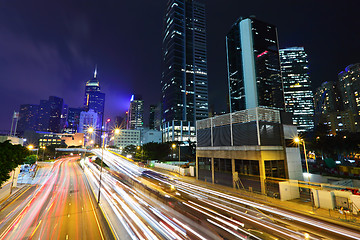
[257,50,268,58]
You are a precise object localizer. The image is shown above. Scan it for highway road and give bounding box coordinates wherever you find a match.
[0,157,112,240]
[88,149,360,240]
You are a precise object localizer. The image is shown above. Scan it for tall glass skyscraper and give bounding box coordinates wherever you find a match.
[280,47,314,132]
[161,0,209,142]
[226,17,284,112]
[128,94,144,130]
[84,68,105,128]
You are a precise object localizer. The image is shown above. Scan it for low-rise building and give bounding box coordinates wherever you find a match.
[141,129,162,145]
[196,107,303,196]
[114,129,140,149]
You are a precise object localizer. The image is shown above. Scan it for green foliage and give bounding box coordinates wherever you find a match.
[143,142,171,160]
[122,145,137,156]
[25,155,37,165]
[0,141,30,186]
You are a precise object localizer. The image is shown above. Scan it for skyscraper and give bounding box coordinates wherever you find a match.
[149,104,161,130]
[84,68,105,128]
[226,17,284,112]
[128,95,144,130]
[18,104,39,134]
[66,107,83,133]
[161,0,209,142]
[37,96,65,132]
[338,63,360,115]
[280,47,314,132]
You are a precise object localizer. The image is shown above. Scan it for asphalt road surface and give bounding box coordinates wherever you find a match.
[0,157,113,240]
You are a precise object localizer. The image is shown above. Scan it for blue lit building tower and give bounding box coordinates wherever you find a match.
[161,0,209,142]
[226,17,284,112]
[280,47,314,132]
[84,68,105,129]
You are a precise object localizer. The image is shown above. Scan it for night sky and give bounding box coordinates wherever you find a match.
[0,0,359,131]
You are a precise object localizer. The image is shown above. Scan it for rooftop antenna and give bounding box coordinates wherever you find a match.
[94,64,97,78]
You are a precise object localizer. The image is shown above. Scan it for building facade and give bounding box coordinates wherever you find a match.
[141,128,162,145]
[338,63,360,117]
[114,129,141,149]
[196,107,302,195]
[65,107,83,133]
[128,95,144,129]
[161,0,209,142]
[149,104,161,130]
[280,47,314,132]
[36,96,66,133]
[18,104,39,134]
[314,64,360,134]
[226,17,284,112]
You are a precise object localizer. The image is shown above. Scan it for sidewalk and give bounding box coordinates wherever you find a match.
[152,167,360,231]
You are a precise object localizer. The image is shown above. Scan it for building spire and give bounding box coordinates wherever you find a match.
[94,65,97,78]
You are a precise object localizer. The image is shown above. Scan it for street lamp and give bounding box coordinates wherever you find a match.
[88,123,120,205]
[42,146,46,161]
[172,143,181,175]
[294,137,310,182]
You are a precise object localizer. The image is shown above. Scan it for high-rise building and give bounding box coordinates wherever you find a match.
[48,96,64,133]
[66,107,83,133]
[314,81,340,115]
[128,95,144,130]
[338,63,360,115]
[161,0,209,142]
[78,109,100,145]
[37,100,51,131]
[36,96,65,132]
[18,104,39,134]
[226,17,284,112]
[84,68,105,127]
[280,47,314,132]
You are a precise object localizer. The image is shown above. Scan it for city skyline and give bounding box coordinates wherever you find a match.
[0,0,359,130]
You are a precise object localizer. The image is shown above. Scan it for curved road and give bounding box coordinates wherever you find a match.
[0,157,112,240]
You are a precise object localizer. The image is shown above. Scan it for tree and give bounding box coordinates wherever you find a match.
[122,145,137,157]
[0,141,29,186]
[25,155,37,165]
[143,142,171,160]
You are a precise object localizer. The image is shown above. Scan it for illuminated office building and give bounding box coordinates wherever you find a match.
[226,17,284,112]
[280,47,314,132]
[128,95,144,129]
[161,0,209,142]
[84,68,105,127]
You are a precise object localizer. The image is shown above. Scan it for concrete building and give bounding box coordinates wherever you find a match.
[114,129,140,149]
[196,107,302,195]
[141,129,162,145]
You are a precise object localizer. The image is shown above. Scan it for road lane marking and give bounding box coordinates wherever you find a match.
[30,219,42,238]
[84,173,105,240]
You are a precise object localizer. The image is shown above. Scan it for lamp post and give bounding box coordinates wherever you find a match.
[41,146,46,161]
[172,143,181,175]
[87,124,120,205]
[294,137,310,182]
